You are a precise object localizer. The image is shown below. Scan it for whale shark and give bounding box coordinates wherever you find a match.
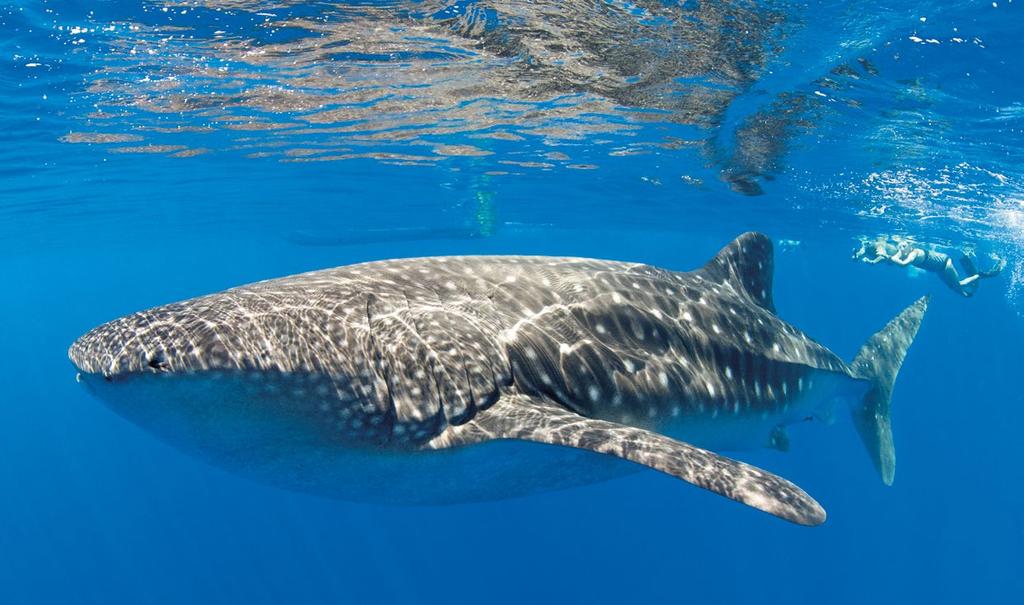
[69,232,927,525]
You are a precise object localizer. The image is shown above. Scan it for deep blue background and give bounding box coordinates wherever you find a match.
[2,1,1023,603]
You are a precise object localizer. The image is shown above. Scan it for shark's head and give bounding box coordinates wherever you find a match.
[68,303,353,468]
[68,302,260,405]
[70,307,207,381]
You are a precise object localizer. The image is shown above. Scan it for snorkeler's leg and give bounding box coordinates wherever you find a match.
[952,260,980,287]
[940,259,975,296]
[959,251,978,275]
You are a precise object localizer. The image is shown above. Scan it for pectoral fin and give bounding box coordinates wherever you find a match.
[429,393,825,526]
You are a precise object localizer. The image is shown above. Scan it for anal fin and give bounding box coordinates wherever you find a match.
[429,393,825,526]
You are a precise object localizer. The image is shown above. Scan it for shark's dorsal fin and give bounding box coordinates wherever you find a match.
[699,232,775,311]
[430,393,825,526]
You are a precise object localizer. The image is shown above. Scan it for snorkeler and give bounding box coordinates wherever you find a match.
[886,240,1005,297]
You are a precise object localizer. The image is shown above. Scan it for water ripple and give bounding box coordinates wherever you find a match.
[51,0,797,191]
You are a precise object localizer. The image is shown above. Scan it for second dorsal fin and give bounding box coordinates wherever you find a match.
[698,232,775,311]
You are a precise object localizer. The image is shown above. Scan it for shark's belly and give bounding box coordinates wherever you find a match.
[80,363,861,505]
[235,439,638,504]
[82,372,638,503]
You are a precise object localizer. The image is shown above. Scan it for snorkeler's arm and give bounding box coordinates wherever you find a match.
[888,250,917,266]
[865,256,887,264]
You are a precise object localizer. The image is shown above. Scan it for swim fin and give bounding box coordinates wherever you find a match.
[981,256,1006,278]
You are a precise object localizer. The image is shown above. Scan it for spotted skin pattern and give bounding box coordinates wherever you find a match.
[69,233,925,525]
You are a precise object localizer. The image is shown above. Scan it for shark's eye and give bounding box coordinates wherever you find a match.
[147,351,169,371]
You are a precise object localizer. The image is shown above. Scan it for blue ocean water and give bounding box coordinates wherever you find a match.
[2,1,1023,603]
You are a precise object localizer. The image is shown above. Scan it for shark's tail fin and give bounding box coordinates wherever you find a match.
[849,296,929,486]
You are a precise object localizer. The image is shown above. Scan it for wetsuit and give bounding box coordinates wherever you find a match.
[912,249,950,272]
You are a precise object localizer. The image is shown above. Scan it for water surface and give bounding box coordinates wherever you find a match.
[1,1,1022,603]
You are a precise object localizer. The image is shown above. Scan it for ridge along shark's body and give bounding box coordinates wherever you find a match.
[69,233,927,525]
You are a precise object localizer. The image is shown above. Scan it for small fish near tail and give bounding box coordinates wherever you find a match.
[849,296,929,486]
